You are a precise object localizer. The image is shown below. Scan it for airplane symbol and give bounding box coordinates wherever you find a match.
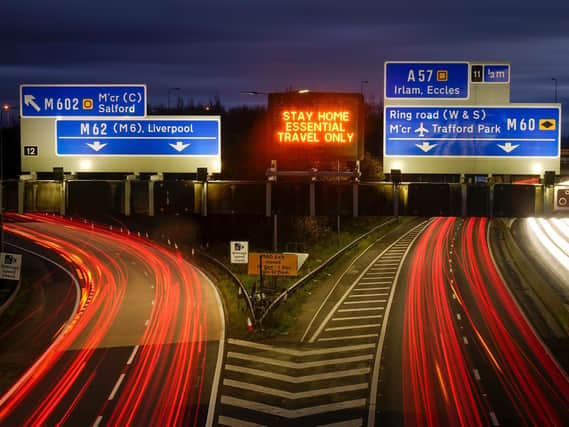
[414,122,429,137]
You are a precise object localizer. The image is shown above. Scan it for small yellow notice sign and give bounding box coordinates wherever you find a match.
[248,253,298,277]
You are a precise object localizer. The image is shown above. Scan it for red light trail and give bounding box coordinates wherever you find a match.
[403,217,569,426]
[0,213,214,426]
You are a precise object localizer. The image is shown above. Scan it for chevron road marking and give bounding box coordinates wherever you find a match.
[223,379,368,399]
[221,396,367,418]
[224,365,370,383]
[348,293,388,298]
[218,415,265,427]
[226,352,372,369]
[343,299,386,305]
[332,314,383,321]
[325,324,379,332]
[337,307,384,313]
[227,339,374,356]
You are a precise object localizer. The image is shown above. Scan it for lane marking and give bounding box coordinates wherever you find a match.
[93,416,103,427]
[473,369,481,380]
[224,365,370,383]
[463,336,469,344]
[456,313,462,321]
[223,379,368,399]
[228,339,374,356]
[108,373,125,400]
[220,396,366,418]
[319,334,379,342]
[126,345,139,365]
[145,319,149,326]
[319,419,363,427]
[348,293,388,298]
[357,281,392,285]
[197,266,227,427]
[368,221,430,427]
[343,299,386,305]
[338,307,384,313]
[300,219,397,343]
[353,287,390,291]
[325,324,379,332]
[489,412,500,426]
[217,415,265,427]
[227,352,372,369]
[332,314,383,321]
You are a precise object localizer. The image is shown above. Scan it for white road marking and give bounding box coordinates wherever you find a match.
[223,379,368,399]
[319,419,363,427]
[126,345,139,365]
[456,313,462,321]
[348,293,388,298]
[224,365,370,383]
[357,281,392,285]
[343,299,386,305]
[217,415,265,427]
[228,339,374,356]
[145,319,149,326]
[473,369,481,380]
[221,396,366,418]
[338,307,384,313]
[489,411,500,426]
[332,314,383,321]
[108,373,126,400]
[227,352,372,369]
[93,416,103,427]
[463,336,469,344]
[368,221,430,427]
[353,287,390,291]
[325,324,379,332]
[319,334,378,342]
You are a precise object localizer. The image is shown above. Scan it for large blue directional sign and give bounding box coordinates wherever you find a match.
[384,62,470,99]
[56,118,220,156]
[20,84,146,117]
[385,106,561,157]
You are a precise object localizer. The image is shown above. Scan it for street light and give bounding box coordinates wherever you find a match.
[1,104,10,127]
[167,87,181,111]
[552,78,558,103]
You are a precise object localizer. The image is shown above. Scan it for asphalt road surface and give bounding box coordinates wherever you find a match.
[0,213,224,426]
[380,217,569,426]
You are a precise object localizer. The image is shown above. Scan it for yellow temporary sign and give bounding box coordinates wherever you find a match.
[248,253,298,277]
[539,119,556,131]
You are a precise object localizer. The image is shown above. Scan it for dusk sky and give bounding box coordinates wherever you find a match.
[2,0,568,132]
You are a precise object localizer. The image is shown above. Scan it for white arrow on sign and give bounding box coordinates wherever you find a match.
[415,142,437,152]
[169,141,190,152]
[86,141,107,152]
[24,95,41,112]
[497,142,519,153]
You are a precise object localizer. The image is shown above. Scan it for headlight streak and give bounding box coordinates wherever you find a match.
[0,213,208,426]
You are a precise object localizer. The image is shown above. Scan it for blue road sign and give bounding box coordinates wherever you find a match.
[56,118,220,156]
[20,84,146,117]
[484,65,510,83]
[384,106,561,157]
[384,62,469,99]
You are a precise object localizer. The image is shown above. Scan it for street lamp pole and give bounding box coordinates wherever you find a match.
[168,87,181,111]
[552,78,558,103]
[360,80,368,96]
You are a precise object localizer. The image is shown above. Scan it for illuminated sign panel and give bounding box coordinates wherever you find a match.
[268,92,364,160]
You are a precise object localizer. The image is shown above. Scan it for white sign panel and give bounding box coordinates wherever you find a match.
[0,253,23,281]
[230,241,249,264]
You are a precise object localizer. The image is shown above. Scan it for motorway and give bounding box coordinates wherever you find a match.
[381,217,569,426]
[0,213,224,426]
[1,214,568,426]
